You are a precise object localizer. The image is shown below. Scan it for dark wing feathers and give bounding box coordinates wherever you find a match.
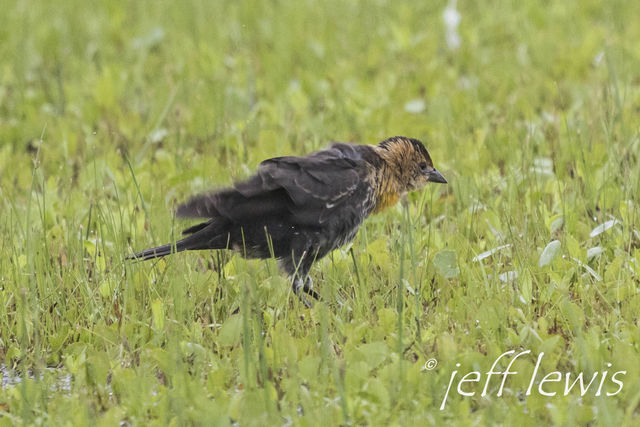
[175,192,223,218]
[176,143,373,227]
[176,187,291,220]
[256,144,364,203]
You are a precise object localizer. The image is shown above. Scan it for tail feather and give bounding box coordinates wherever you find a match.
[127,232,201,261]
[181,221,210,236]
[126,222,230,261]
[126,242,181,261]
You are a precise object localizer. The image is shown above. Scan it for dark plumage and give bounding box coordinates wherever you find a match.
[128,136,447,304]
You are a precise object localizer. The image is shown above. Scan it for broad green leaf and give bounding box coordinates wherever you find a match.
[83,239,96,257]
[99,279,116,298]
[218,315,243,347]
[472,244,511,262]
[586,246,604,260]
[550,216,564,234]
[589,219,620,238]
[539,240,561,267]
[356,342,388,368]
[367,238,391,269]
[433,250,459,278]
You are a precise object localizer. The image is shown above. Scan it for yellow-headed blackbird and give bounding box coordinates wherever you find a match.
[128,136,446,304]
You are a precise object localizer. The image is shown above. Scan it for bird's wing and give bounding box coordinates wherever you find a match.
[176,143,374,226]
[250,145,372,225]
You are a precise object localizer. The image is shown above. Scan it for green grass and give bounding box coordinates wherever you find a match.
[1,0,639,425]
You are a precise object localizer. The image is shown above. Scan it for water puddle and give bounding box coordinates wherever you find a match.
[1,364,72,394]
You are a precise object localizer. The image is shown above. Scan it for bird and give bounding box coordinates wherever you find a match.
[127,136,447,305]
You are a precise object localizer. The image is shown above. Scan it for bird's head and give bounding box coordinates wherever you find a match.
[376,136,447,193]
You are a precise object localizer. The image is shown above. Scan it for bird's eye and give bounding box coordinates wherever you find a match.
[419,162,428,171]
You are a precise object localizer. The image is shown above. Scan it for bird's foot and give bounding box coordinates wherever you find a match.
[292,277,320,307]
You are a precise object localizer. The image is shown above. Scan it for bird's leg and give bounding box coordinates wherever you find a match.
[281,250,320,307]
[292,276,314,308]
[302,276,320,300]
[291,275,320,307]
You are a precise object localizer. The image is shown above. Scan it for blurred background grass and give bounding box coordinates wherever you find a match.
[0,0,639,424]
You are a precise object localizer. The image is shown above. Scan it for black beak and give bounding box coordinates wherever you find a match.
[428,169,447,184]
